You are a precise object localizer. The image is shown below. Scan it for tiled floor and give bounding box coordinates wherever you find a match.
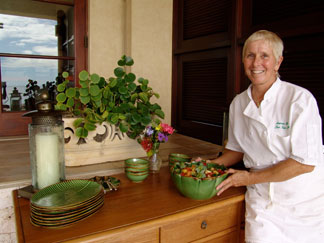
[0,133,224,186]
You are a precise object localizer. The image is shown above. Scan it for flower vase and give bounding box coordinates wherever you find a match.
[148,151,162,173]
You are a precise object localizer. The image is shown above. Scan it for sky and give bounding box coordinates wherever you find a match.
[0,13,58,106]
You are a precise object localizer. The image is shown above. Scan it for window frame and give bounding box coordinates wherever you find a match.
[0,0,87,136]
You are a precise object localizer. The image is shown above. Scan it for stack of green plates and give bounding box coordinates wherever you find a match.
[30,179,104,228]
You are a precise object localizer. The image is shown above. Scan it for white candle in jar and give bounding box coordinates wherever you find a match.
[35,132,61,189]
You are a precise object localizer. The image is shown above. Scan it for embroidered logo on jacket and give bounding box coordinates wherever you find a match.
[275,122,290,129]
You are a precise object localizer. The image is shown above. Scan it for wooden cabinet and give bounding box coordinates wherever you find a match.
[14,167,245,243]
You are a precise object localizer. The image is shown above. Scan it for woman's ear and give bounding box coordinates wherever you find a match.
[275,56,284,71]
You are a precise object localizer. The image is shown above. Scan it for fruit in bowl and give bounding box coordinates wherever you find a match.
[170,159,228,200]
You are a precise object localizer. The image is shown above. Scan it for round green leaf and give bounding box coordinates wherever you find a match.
[128,83,136,92]
[90,73,100,84]
[138,77,144,83]
[132,113,142,123]
[125,73,136,82]
[111,114,119,124]
[73,118,84,128]
[118,86,128,94]
[89,85,100,96]
[91,93,102,102]
[66,87,76,98]
[118,59,125,66]
[118,113,126,120]
[119,123,129,133]
[66,97,74,107]
[76,127,88,138]
[153,92,160,99]
[84,122,96,131]
[139,93,148,103]
[125,56,134,66]
[102,110,109,119]
[62,71,69,78]
[141,116,151,126]
[131,93,138,102]
[155,109,165,119]
[79,80,88,88]
[79,88,89,96]
[114,67,125,78]
[109,78,118,88]
[141,84,148,92]
[80,96,90,104]
[56,93,66,103]
[79,70,89,81]
[142,79,149,85]
[57,83,66,92]
[54,103,67,111]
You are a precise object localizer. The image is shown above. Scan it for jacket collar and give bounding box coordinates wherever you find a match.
[244,78,281,124]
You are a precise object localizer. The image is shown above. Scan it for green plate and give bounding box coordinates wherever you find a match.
[31,180,103,208]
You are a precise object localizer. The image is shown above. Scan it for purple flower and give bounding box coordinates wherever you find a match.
[146,126,154,136]
[158,132,166,142]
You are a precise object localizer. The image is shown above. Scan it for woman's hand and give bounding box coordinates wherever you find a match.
[216,168,250,196]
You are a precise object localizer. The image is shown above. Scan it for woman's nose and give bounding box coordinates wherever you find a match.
[252,56,262,66]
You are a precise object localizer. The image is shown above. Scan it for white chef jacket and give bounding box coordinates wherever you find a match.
[226,78,324,243]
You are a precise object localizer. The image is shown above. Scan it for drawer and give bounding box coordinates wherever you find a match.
[75,226,159,243]
[161,202,241,243]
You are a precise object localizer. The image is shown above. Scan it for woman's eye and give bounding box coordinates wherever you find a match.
[247,54,254,58]
[262,54,268,58]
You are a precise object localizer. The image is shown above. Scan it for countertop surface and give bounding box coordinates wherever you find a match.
[0,133,224,188]
[14,166,246,243]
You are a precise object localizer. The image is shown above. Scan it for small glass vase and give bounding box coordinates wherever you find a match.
[148,143,162,173]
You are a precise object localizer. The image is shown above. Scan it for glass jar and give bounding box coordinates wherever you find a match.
[29,122,65,190]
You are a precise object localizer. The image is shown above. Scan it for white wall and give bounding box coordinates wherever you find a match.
[88,0,173,124]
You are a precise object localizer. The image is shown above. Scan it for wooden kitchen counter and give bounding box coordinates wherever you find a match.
[14,167,246,243]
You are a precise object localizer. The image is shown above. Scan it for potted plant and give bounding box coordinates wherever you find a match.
[55,55,166,166]
[24,79,40,110]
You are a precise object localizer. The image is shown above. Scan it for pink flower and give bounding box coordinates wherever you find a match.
[161,123,175,135]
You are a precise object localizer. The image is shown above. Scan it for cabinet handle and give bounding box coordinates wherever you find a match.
[201,221,207,229]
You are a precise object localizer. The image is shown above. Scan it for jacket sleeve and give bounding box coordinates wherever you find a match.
[290,94,323,165]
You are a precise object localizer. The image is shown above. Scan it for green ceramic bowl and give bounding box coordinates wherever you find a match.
[125,158,149,166]
[125,171,149,183]
[168,153,192,169]
[170,162,228,200]
[125,158,149,183]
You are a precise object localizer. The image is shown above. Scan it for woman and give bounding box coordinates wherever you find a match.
[212,30,324,242]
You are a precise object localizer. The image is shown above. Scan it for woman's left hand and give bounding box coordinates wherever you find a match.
[216,168,250,195]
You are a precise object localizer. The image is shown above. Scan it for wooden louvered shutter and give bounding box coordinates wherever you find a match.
[173,0,233,144]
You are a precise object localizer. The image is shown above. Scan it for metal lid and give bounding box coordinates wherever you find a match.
[23,92,62,125]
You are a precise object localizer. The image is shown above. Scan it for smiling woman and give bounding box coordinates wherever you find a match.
[0,0,87,136]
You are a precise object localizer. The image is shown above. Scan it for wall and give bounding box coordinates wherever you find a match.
[88,0,173,124]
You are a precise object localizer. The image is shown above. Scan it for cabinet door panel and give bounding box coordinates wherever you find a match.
[161,202,240,242]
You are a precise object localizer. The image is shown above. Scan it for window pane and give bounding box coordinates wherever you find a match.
[0,0,74,57]
[0,57,74,112]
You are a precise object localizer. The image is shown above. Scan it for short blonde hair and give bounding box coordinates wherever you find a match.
[242,30,284,62]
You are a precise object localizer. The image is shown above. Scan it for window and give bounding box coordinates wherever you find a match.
[0,0,87,136]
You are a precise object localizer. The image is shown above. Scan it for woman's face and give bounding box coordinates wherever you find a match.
[243,39,283,88]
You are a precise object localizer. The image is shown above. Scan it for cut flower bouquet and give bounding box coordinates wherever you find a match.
[138,123,175,157]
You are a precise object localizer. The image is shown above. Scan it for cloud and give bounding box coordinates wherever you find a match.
[0,14,57,51]
[33,46,58,56]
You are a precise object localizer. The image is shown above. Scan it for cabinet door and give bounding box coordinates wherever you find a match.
[160,202,241,242]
